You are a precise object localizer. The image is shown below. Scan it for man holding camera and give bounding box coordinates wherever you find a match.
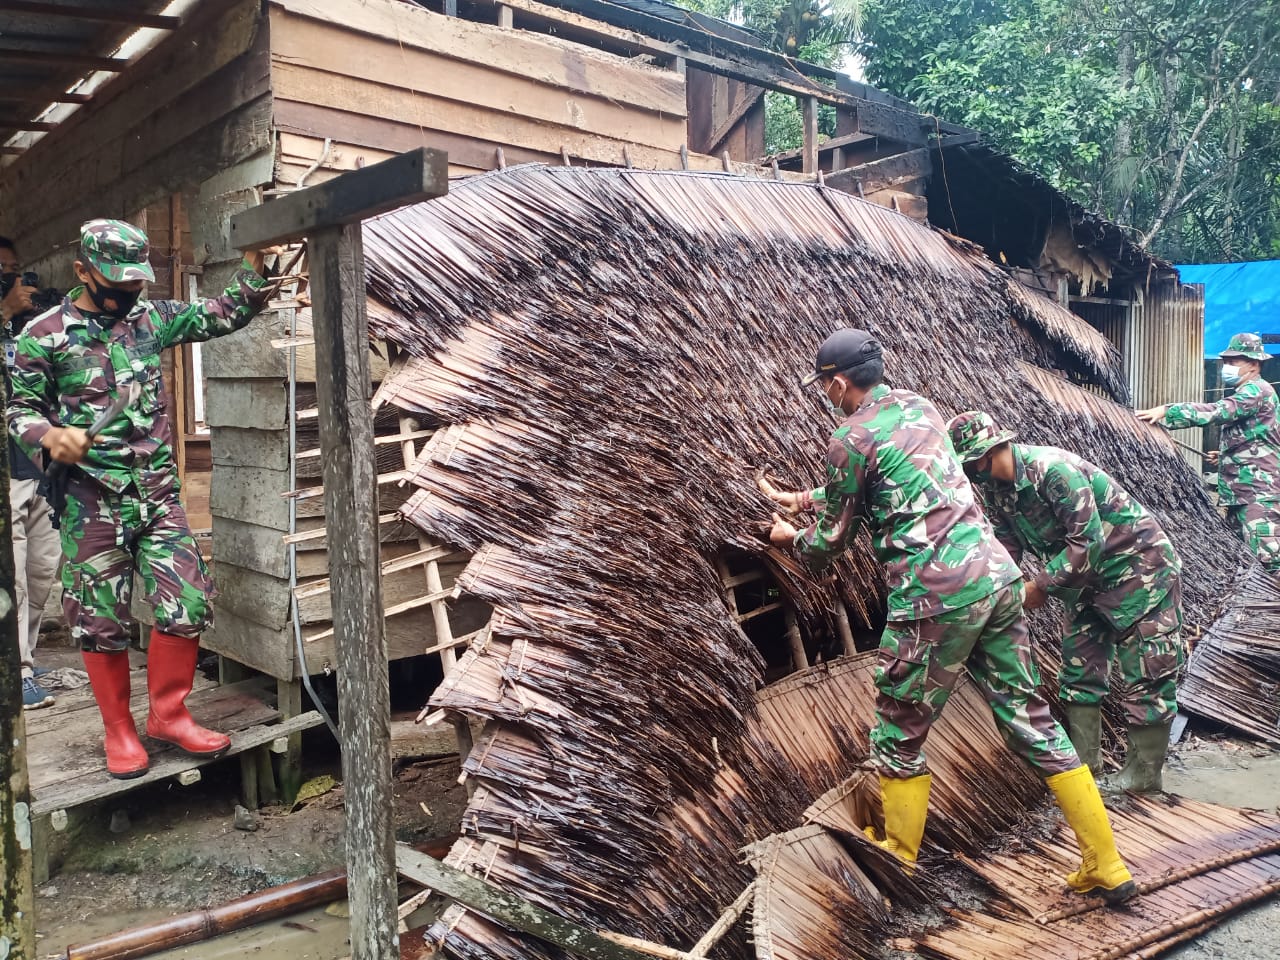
[1,235,60,709]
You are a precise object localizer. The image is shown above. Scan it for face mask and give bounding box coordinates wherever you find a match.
[824,378,848,415]
[1222,364,1242,385]
[86,276,141,319]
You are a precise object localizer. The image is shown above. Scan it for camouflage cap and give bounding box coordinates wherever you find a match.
[1221,332,1268,362]
[79,219,154,283]
[947,410,1017,464]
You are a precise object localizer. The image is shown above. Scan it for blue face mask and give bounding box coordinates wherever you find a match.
[1222,363,1242,385]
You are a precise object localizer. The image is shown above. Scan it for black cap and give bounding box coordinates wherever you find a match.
[801,328,883,385]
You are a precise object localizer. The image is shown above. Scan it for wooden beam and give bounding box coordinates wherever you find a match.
[0,1,182,29]
[396,847,674,960]
[229,146,448,248]
[0,49,128,71]
[823,147,933,197]
[801,97,818,174]
[0,146,26,156]
[0,92,92,105]
[0,120,56,131]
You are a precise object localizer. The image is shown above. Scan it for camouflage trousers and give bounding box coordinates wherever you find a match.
[1228,501,1280,574]
[60,475,214,652]
[1059,578,1186,726]
[870,580,1078,779]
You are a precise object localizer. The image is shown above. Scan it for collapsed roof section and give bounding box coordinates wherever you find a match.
[356,165,1266,957]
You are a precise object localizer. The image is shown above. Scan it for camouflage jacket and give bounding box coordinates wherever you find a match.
[1162,378,1280,506]
[976,443,1180,631]
[794,384,1020,621]
[8,261,269,497]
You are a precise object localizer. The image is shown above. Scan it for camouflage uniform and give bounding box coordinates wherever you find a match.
[1159,334,1280,572]
[794,384,1078,778]
[957,431,1185,726]
[8,221,270,652]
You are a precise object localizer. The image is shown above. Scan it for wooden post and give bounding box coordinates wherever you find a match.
[276,677,304,803]
[802,97,819,175]
[1,418,36,956]
[312,219,399,960]
[230,148,448,960]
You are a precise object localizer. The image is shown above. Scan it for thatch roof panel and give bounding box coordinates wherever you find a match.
[361,166,1260,958]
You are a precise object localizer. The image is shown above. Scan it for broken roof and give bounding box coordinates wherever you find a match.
[356,164,1265,957]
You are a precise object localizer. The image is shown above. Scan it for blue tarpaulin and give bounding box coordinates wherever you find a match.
[1177,260,1280,358]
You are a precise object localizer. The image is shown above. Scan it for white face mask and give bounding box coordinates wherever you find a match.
[1222,363,1242,385]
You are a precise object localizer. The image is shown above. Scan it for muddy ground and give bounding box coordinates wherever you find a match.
[28,711,1280,959]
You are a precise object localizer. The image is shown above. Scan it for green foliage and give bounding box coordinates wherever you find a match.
[857,0,1280,261]
[763,92,838,155]
[679,0,1280,261]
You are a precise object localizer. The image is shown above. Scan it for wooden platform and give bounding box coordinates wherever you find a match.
[25,652,323,850]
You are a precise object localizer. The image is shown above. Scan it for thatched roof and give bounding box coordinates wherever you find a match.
[358,166,1264,958]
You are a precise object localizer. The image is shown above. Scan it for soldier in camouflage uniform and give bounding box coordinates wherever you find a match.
[1138,333,1280,573]
[760,329,1135,903]
[8,219,271,779]
[947,411,1185,794]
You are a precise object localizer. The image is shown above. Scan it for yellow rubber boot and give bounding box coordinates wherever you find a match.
[1045,765,1137,904]
[863,773,932,864]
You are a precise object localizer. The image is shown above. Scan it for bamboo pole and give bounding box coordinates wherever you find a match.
[66,870,348,960]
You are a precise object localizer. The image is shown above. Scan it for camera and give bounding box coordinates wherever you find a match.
[1,270,62,330]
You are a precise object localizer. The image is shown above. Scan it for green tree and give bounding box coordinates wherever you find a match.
[856,0,1280,261]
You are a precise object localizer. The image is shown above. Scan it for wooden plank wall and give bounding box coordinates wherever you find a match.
[0,0,271,286]
[201,308,491,680]
[686,67,765,162]
[268,0,706,185]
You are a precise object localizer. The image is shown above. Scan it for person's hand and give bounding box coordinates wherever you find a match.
[42,426,93,464]
[758,474,800,512]
[1135,405,1167,424]
[768,512,799,547]
[1206,450,1220,466]
[1023,580,1047,610]
[1,281,36,323]
[243,244,286,277]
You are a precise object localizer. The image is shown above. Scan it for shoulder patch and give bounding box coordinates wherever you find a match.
[1042,466,1073,503]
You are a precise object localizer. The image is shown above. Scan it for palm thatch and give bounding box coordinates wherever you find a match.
[358,165,1265,958]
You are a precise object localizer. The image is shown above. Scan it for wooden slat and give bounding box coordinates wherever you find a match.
[270,13,686,139]
[271,64,689,169]
[293,545,461,600]
[270,0,686,117]
[31,712,323,817]
[303,587,454,642]
[26,678,276,792]
[0,49,127,70]
[0,1,182,28]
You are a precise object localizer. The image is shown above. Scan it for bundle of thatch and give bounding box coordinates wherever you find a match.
[357,166,1261,958]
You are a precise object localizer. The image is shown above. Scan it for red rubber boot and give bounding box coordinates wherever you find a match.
[81,651,150,779]
[144,629,231,757]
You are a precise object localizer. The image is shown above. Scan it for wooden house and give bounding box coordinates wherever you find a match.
[0,0,1209,805]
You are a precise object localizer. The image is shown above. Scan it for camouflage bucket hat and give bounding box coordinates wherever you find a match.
[1221,332,1268,362]
[947,410,1017,464]
[80,219,155,283]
